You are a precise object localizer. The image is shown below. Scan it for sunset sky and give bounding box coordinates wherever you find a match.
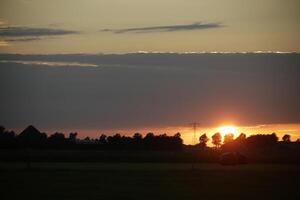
[0,0,300,144]
[0,0,299,53]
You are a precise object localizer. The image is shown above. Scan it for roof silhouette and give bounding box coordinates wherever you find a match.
[19,125,41,137]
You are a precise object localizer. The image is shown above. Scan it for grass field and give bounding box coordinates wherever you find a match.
[0,163,299,200]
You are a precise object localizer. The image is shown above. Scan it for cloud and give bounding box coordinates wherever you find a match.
[0,60,98,68]
[4,37,42,42]
[0,53,299,131]
[0,26,79,42]
[0,26,78,37]
[277,129,297,132]
[101,22,222,34]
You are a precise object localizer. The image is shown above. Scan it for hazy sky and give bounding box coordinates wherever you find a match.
[1,53,300,133]
[0,0,300,53]
[0,1,300,142]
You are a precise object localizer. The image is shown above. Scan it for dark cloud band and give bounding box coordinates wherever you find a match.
[0,26,78,37]
[101,22,222,34]
[0,53,299,130]
[0,26,79,42]
[4,37,42,42]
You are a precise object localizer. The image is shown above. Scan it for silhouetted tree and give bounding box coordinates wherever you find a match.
[133,133,143,149]
[143,132,155,149]
[224,133,234,144]
[212,132,222,148]
[68,132,77,143]
[133,133,143,142]
[48,132,66,147]
[145,132,155,139]
[174,132,181,138]
[0,126,16,148]
[99,134,107,145]
[245,133,278,148]
[49,132,65,140]
[107,134,122,148]
[236,133,246,141]
[172,132,183,150]
[282,134,291,142]
[221,133,247,151]
[199,133,209,147]
[0,126,4,134]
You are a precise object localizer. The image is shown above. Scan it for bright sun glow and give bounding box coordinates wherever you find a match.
[218,126,238,136]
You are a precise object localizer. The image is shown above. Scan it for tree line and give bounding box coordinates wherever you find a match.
[0,125,299,151]
[0,125,183,150]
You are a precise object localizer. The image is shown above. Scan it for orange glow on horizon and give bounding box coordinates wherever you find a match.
[18,123,300,146]
[218,126,239,138]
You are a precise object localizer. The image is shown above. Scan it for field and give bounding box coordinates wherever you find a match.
[0,162,299,200]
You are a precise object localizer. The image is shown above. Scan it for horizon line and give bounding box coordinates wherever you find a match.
[0,51,299,56]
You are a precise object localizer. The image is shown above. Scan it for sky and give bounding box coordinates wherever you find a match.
[0,0,300,143]
[0,0,299,53]
[0,53,300,144]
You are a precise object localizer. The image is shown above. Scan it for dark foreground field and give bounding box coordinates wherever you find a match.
[0,163,299,200]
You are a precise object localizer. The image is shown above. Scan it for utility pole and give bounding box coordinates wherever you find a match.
[189,122,200,145]
[189,122,200,170]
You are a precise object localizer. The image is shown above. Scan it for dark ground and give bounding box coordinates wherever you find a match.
[0,163,299,200]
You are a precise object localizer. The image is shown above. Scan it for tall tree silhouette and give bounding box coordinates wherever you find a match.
[282,134,291,142]
[212,132,222,148]
[236,133,246,141]
[99,134,107,145]
[211,133,222,148]
[199,133,209,147]
[68,132,78,143]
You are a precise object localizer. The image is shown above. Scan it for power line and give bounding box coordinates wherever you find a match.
[189,122,200,170]
[189,122,200,145]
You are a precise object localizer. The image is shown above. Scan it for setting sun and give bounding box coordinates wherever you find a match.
[218,126,238,137]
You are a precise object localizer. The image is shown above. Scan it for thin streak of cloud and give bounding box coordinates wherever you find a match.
[101,22,223,34]
[0,60,98,68]
[0,26,79,37]
[277,129,297,132]
[240,124,268,129]
[4,37,42,42]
